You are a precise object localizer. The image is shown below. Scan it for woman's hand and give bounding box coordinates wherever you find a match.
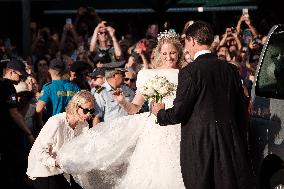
[94,21,107,35]
[112,88,125,103]
[106,26,115,38]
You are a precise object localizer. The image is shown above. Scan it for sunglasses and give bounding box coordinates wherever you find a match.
[78,105,95,115]
[124,78,136,82]
[97,32,108,35]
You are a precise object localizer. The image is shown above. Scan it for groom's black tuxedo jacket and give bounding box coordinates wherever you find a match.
[157,53,252,189]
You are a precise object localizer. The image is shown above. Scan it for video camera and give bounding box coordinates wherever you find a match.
[89,48,112,65]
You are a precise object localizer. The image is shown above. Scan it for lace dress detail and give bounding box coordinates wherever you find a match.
[58,69,185,189]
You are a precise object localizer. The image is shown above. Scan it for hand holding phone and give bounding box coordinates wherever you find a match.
[213,35,220,43]
[242,8,249,21]
[66,18,72,25]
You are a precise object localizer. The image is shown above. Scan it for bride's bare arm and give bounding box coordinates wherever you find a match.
[113,89,145,114]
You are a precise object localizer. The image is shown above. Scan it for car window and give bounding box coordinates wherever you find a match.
[256,26,284,100]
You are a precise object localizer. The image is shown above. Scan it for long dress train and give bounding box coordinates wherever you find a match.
[58,69,185,189]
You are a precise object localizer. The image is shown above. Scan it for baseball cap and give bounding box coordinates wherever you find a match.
[89,68,105,78]
[105,67,127,77]
[49,58,66,71]
[6,59,27,76]
[70,61,92,73]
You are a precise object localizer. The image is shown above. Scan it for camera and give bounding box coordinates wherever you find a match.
[90,49,111,65]
[231,27,236,33]
[131,50,140,60]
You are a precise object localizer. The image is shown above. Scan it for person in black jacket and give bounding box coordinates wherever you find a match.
[0,59,35,189]
[152,21,253,189]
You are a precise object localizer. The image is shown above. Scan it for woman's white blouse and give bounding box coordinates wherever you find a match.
[26,112,89,179]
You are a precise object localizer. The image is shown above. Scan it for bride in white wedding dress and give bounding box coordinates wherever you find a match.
[57,30,186,189]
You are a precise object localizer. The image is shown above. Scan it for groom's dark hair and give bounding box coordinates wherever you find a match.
[185,20,213,46]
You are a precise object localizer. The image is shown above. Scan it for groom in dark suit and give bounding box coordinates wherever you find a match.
[152,21,253,188]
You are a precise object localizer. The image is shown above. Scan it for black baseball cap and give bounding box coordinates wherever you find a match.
[6,59,27,76]
[89,68,105,78]
[70,61,92,73]
[49,58,66,71]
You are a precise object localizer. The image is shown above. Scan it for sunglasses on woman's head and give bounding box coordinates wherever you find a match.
[78,105,95,115]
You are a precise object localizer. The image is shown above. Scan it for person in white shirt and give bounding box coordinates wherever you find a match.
[27,90,95,189]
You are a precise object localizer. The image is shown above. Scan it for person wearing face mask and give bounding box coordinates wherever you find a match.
[27,90,95,189]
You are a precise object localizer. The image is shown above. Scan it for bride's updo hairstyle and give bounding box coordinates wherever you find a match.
[66,90,95,118]
[152,30,185,68]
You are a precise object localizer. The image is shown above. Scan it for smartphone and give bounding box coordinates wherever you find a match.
[242,8,249,20]
[242,8,248,15]
[214,35,220,42]
[66,18,72,25]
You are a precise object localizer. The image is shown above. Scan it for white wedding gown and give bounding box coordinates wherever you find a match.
[58,69,185,189]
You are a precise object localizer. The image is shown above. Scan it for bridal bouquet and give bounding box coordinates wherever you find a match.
[140,75,177,103]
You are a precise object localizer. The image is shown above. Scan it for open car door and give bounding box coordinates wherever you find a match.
[250,24,284,189]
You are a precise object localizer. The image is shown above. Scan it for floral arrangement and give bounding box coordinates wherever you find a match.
[140,75,177,103]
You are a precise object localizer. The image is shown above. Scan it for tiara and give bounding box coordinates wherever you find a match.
[157,30,180,41]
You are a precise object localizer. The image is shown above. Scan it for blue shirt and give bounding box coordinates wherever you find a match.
[92,81,135,122]
[39,80,80,118]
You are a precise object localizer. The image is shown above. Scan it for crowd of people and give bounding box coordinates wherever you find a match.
[0,5,269,189]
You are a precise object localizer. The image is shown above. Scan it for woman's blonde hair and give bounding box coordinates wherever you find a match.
[152,31,185,69]
[66,90,95,118]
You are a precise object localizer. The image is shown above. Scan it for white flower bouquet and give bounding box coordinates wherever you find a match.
[140,75,177,103]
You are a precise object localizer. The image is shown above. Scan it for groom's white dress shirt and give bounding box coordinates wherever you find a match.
[194,50,211,60]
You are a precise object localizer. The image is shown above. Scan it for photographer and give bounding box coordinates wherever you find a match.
[32,27,58,61]
[236,13,259,48]
[89,21,122,67]
[59,23,80,61]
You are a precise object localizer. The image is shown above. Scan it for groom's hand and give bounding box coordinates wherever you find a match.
[151,102,165,116]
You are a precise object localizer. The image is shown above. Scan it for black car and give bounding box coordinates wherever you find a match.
[249,24,284,189]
